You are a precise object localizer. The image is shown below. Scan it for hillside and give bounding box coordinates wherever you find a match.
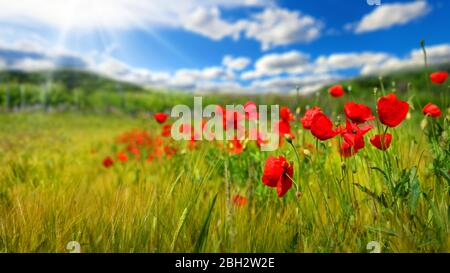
[0,69,145,93]
[0,63,448,114]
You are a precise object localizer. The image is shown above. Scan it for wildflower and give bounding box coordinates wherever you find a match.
[430,71,448,84]
[228,137,244,155]
[370,134,392,151]
[154,112,169,124]
[126,145,140,158]
[280,106,295,122]
[422,103,442,117]
[232,195,248,207]
[275,120,294,140]
[102,156,114,168]
[117,152,128,162]
[164,146,177,158]
[162,124,172,137]
[328,84,344,97]
[344,102,375,123]
[339,120,373,157]
[300,106,322,129]
[310,112,339,141]
[262,156,294,197]
[377,93,409,127]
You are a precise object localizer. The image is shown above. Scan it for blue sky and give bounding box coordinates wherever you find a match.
[0,0,449,93]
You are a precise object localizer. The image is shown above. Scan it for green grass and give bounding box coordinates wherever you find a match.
[0,93,448,253]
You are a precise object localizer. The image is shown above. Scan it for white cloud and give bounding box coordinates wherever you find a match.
[314,52,392,72]
[242,50,310,79]
[0,0,320,49]
[361,43,450,75]
[3,28,449,94]
[242,51,391,79]
[95,57,130,77]
[11,58,56,71]
[182,7,243,41]
[243,7,322,50]
[222,55,250,71]
[250,74,339,93]
[354,1,430,33]
[410,44,450,64]
[0,0,268,30]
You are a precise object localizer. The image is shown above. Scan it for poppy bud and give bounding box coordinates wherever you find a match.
[303,149,311,157]
[420,118,428,130]
[295,191,302,199]
[284,134,294,144]
[341,162,346,170]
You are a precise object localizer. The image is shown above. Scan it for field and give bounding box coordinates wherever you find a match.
[0,69,448,253]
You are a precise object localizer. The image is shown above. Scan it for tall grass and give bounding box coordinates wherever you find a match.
[0,95,448,252]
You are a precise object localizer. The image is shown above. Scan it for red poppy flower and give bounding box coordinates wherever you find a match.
[164,146,177,158]
[422,103,442,117]
[262,156,294,197]
[117,152,128,162]
[310,112,339,141]
[154,112,169,124]
[185,134,198,150]
[126,145,140,157]
[280,106,295,122]
[339,120,373,157]
[328,84,344,97]
[147,154,155,162]
[155,144,165,157]
[244,101,259,120]
[232,195,248,207]
[162,124,172,137]
[377,93,409,127]
[155,136,163,146]
[300,106,322,129]
[228,137,244,154]
[370,133,392,151]
[340,140,361,157]
[275,120,294,140]
[102,156,114,168]
[344,102,375,123]
[430,71,448,84]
